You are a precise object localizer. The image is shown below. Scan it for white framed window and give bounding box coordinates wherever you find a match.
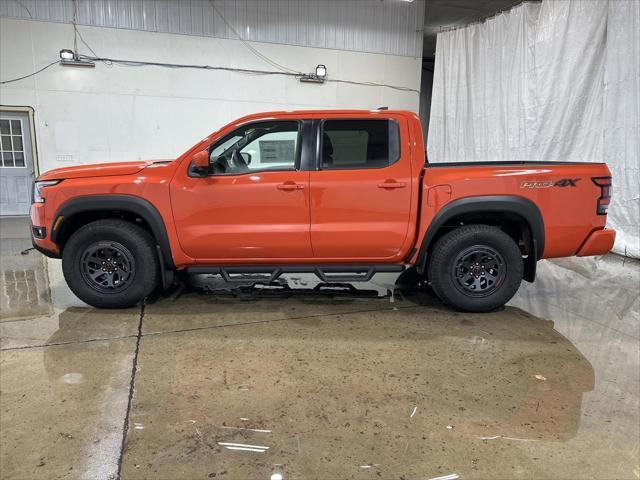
[0,118,26,168]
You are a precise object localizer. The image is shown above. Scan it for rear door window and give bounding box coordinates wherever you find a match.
[320,119,400,170]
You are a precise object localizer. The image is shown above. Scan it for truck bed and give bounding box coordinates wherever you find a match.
[420,161,612,259]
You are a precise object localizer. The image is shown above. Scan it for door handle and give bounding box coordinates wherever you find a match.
[377,181,406,189]
[277,182,304,191]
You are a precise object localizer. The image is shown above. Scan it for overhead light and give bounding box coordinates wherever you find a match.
[300,64,327,84]
[61,58,96,68]
[59,49,74,60]
[59,48,95,68]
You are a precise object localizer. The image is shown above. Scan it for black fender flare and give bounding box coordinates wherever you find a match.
[51,195,175,270]
[416,195,544,280]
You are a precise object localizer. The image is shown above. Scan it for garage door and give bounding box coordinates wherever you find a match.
[0,111,34,216]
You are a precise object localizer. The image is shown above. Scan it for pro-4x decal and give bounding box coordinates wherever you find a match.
[520,178,581,188]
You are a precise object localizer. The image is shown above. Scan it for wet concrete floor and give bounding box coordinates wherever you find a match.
[1,216,638,479]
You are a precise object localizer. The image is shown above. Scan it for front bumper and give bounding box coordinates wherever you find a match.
[31,236,61,258]
[30,202,60,258]
[577,229,616,257]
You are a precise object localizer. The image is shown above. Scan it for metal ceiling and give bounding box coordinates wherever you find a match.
[423,0,531,60]
[0,0,425,58]
[1,0,538,62]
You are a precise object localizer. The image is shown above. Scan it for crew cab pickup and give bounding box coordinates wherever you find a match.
[30,110,615,312]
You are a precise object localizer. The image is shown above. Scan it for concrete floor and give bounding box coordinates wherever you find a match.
[1,216,638,480]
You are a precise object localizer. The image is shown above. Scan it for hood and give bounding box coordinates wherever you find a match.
[37,160,173,181]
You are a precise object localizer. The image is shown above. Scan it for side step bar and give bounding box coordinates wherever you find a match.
[184,264,405,283]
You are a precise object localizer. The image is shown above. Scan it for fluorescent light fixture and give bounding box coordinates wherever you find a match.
[59,49,74,60]
[59,48,95,67]
[315,64,327,79]
[61,58,96,68]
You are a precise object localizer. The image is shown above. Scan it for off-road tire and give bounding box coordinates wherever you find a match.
[428,224,523,312]
[62,219,159,308]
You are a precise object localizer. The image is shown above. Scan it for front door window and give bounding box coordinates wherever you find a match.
[209,121,299,175]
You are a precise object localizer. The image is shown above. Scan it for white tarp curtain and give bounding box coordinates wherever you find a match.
[602,0,639,258]
[427,0,639,258]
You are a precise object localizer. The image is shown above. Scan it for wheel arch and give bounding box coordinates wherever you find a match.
[416,195,544,282]
[51,195,175,270]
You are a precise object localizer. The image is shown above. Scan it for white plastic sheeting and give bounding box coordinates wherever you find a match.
[427,0,639,258]
[603,0,640,258]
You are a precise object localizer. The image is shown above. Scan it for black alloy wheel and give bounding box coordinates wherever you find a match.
[80,241,135,293]
[452,245,506,297]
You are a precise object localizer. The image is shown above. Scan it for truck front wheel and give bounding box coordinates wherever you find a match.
[428,224,523,312]
[62,219,159,308]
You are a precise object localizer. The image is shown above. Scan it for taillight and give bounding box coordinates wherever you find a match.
[592,177,612,215]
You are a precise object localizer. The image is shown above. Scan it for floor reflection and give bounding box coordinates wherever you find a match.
[123,296,597,479]
[0,237,53,322]
[1,216,638,479]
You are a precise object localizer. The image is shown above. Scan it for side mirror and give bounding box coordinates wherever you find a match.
[190,150,209,177]
[240,152,252,164]
[192,150,209,169]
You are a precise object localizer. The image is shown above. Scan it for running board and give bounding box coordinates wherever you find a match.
[184,264,405,283]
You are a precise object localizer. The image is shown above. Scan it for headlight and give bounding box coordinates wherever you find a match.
[33,180,61,203]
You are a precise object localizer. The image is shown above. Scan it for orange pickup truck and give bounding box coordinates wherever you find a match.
[30,110,615,312]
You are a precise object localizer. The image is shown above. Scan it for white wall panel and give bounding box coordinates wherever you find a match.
[0,17,421,174]
[0,0,424,57]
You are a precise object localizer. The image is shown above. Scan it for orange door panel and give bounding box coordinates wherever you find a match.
[171,171,311,260]
[309,118,413,259]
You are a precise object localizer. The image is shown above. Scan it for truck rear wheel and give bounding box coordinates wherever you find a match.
[62,219,159,308]
[428,224,523,312]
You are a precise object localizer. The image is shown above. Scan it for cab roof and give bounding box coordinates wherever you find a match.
[232,109,416,122]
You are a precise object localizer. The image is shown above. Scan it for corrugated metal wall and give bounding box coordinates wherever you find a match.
[0,0,424,57]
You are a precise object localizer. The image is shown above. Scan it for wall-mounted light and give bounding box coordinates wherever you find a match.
[59,48,95,68]
[300,64,327,84]
[59,49,74,60]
